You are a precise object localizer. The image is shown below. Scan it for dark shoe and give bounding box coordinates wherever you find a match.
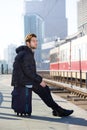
[52,109,74,117]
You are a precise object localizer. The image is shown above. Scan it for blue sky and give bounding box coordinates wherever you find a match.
[0,0,79,59]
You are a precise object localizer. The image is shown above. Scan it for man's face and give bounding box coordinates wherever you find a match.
[28,37,38,49]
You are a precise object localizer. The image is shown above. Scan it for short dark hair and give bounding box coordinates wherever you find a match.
[25,34,37,43]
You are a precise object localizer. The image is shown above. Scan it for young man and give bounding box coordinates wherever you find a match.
[11,34,73,117]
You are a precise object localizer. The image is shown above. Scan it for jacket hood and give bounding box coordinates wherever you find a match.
[16,46,32,54]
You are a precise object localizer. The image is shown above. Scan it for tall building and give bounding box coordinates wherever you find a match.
[4,44,17,73]
[77,0,87,35]
[24,0,67,39]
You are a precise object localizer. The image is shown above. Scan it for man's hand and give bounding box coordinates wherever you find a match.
[40,81,46,87]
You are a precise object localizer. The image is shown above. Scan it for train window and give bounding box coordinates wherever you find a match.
[67,48,70,62]
[76,46,79,60]
[71,45,79,61]
[50,53,57,63]
[84,44,87,59]
[63,50,67,61]
[85,43,87,59]
[60,50,63,61]
[81,45,85,60]
[60,49,67,62]
[69,47,75,60]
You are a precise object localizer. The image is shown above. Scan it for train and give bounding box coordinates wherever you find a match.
[50,35,87,81]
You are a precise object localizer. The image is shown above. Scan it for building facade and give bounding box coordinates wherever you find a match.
[4,44,17,73]
[77,0,87,35]
[24,0,67,39]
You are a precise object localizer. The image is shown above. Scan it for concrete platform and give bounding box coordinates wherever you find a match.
[0,75,87,130]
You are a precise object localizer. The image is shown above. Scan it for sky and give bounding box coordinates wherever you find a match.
[0,0,24,59]
[0,0,79,59]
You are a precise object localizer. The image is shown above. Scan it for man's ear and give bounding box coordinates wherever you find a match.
[26,42,29,46]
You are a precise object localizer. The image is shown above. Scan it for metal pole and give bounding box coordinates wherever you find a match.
[1,64,4,74]
[6,64,8,74]
[86,72,87,89]
[58,44,59,70]
[69,40,72,87]
[70,40,71,70]
[79,49,82,87]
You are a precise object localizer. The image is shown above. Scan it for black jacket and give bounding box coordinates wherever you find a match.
[11,46,42,86]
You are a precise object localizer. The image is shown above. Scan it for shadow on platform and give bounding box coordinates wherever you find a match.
[0,92,3,106]
[30,115,87,126]
[0,116,20,120]
[0,112,20,120]
[0,111,87,127]
[0,106,11,109]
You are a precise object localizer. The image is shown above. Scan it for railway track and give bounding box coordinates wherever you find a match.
[43,78,87,111]
[44,78,87,98]
[52,90,87,111]
[38,70,87,88]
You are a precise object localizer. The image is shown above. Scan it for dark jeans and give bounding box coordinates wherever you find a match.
[32,84,59,110]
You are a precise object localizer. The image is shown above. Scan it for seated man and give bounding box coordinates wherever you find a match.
[11,33,73,117]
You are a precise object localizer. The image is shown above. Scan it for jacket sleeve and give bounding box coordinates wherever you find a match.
[22,54,42,84]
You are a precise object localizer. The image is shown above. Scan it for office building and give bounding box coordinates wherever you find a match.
[77,0,87,35]
[24,0,67,39]
[4,44,17,73]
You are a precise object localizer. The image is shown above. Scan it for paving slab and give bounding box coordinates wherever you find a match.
[0,75,87,130]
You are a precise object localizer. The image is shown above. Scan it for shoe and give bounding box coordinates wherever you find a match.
[52,108,74,117]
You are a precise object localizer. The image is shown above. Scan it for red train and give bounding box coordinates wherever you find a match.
[50,35,87,71]
[49,35,87,81]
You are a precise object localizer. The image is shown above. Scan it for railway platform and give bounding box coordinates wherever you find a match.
[0,75,87,130]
